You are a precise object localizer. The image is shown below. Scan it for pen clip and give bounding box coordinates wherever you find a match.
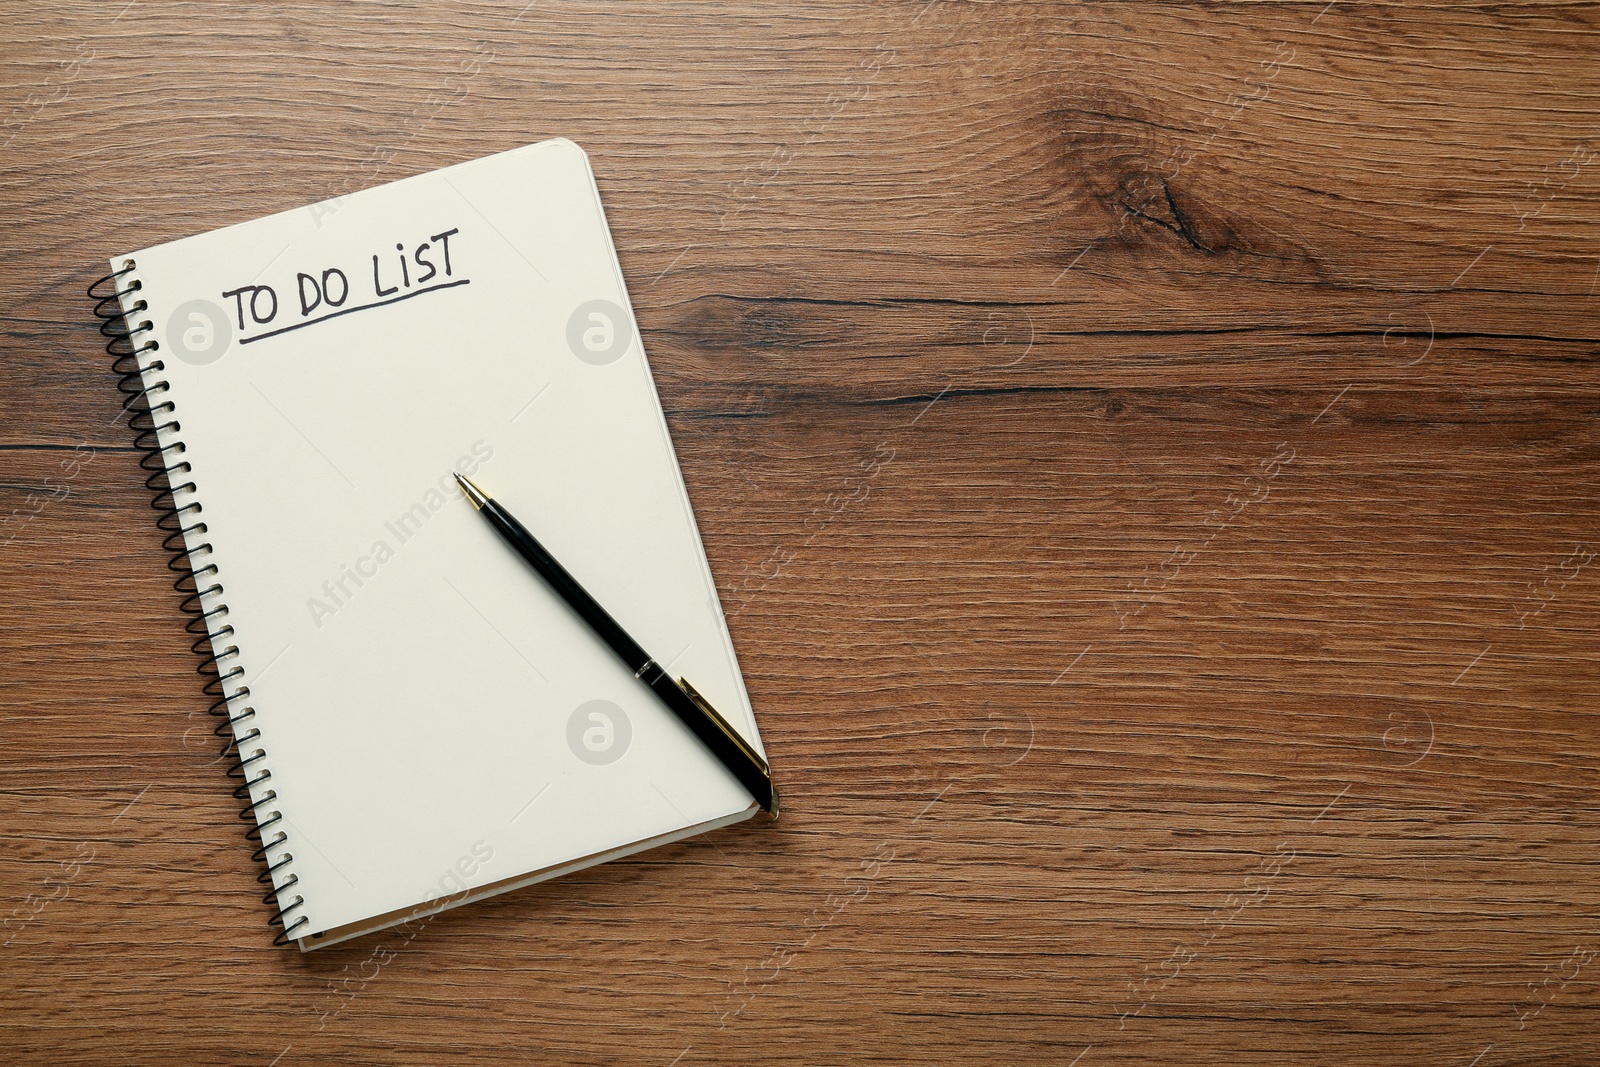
[676,677,769,776]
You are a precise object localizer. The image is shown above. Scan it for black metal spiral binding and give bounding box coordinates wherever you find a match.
[89,263,308,946]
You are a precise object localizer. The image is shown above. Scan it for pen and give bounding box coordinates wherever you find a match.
[452,472,778,817]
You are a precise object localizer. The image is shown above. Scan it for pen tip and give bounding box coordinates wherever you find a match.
[454,472,490,510]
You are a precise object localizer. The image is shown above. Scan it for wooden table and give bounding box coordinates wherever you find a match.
[4,2,1597,1063]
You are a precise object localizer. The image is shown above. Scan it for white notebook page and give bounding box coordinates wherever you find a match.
[113,139,761,948]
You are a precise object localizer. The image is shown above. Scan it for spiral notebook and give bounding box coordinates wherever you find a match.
[92,139,766,950]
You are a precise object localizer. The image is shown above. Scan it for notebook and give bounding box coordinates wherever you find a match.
[91,138,767,950]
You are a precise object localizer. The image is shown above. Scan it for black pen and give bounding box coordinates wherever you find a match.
[453,472,778,817]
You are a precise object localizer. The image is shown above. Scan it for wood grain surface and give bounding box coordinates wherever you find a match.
[3,1,1598,1063]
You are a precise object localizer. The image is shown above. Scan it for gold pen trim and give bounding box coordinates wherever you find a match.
[676,677,768,774]
[454,472,490,510]
[677,677,777,818]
